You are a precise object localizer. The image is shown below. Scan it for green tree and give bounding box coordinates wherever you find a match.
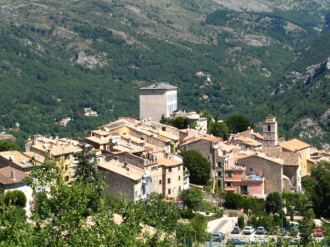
[311,160,330,181]
[225,191,243,209]
[265,192,282,215]
[173,117,185,129]
[179,187,203,210]
[238,216,245,229]
[225,115,255,133]
[4,190,27,208]
[301,178,317,190]
[136,192,179,231]
[73,144,98,182]
[0,140,21,152]
[312,174,330,217]
[180,150,211,185]
[188,214,209,244]
[209,122,229,140]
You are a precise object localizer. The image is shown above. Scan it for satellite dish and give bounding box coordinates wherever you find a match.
[145,170,150,176]
[149,117,151,121]
[10,155,15,161]
[44,143,48,148]
[73,142,77,146]
[105,128,109,133]
[56,136,59,140]
[112,140,116,144]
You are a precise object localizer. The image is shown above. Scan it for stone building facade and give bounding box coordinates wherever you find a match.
[179,137,224,189]
[262,114,278,147]
[237,154,283,194]
[139,82,177,122]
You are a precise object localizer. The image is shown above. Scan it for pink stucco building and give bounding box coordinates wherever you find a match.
[224,163,265,198]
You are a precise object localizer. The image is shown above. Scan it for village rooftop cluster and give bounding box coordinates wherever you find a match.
[0,82,327,217]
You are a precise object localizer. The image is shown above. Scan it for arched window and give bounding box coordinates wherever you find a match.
[268,125,271,131]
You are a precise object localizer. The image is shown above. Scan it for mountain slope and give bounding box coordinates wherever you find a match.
[0,0,329,149]
[265,31,330,149]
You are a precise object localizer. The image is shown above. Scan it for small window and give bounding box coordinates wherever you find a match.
[179,186,181,192]
[217,180,221,187]
[268,125,271,131]
[223,151,226,156]
[168,178,171,184]
[159,179,162,185]
[65,175,69,181]
[162,127,166,131]
[152,90,154,93]
[169,167,172,172]
[178,166,180,170]
[168,189,171,195]
[250,168,253,172]
[178,175,180,181]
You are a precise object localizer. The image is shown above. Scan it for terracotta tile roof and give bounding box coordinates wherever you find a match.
[98,160,144,181]
[238,152,284,165]
[202,136,222,143]
[236,136,262,147]
[147,129,178,141]
[31,143,82,157]
[86,136,111,145]
[0,151,43,168]
[262,147,300,166]
[0,166,29,184]
[154,152,183,167]
[92,130,111,136]
[252,133,264,140]
[279,139,310,152]
[121,134,145,144]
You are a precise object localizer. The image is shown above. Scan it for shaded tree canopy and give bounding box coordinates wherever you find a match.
[265,192,282,215]
[180,150,211,185]
[225,115,255,133]
[0,140,21,152]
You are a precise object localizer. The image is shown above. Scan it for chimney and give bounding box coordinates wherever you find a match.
[69,138,72,145]
[11,170,15,180]
[128,138,131,144]
[50,142,54,149]
[47,150,51,159]
[155,82,159,88]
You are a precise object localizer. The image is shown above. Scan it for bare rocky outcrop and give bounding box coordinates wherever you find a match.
[293,118,325,138]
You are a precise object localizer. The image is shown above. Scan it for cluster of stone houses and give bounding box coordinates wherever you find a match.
[0,82,328,216]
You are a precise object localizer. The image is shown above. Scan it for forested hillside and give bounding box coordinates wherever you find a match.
[0,0,329,149]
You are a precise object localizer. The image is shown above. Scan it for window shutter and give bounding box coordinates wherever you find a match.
[226,173,228,177]
[221,162,224,168]
[216,162,218,168]
[221,172,223,177]
[238,186,241,194]
[231,173,234,178]
[230,183,233,187]
[247,186,250,194]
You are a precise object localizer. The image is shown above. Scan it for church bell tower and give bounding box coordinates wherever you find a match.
[262,114,278,147]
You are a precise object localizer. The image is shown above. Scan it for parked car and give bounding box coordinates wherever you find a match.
[227,237,246,245]
[243,226,255,235]
[256,227,265,235]
[265,226,277,235]
[212,232,225,241]
[315,228,323,237]
[232,226,241,234]
[289,221,299,228]
[289,227,298,236]
[278,228,287,236]
[249,235,267,244]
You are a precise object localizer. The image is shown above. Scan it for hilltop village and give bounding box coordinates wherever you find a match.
[0,82,327,218]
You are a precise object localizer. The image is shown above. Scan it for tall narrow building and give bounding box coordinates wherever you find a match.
[262,114,278,147]
[139,82,177,122]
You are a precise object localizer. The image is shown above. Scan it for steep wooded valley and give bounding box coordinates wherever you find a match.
[0,0,330,149]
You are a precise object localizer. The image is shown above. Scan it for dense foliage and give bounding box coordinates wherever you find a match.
[179,187,204,210]
[0,140,21,152]
[4,190,27,208]
[265,192,283,215]
[180,150,211,185]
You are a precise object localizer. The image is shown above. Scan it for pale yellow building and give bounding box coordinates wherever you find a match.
[279,139,311,176]
[25,137,82,183]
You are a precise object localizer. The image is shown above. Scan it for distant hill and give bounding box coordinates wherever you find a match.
[263,31,330,149]
[0,0,329,149]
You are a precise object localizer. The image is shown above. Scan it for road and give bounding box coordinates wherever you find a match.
[207,231,324,246]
